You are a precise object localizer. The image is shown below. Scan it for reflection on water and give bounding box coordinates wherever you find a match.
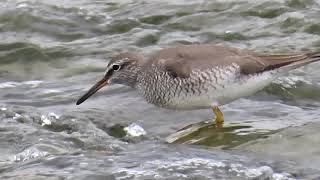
[167,120,278,149]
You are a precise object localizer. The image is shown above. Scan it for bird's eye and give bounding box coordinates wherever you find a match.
[112,64,121,71]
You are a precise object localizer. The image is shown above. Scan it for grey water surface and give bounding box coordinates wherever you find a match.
[1,0,320,179]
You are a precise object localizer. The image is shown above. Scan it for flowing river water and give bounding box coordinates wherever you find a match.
[1,0,320,179]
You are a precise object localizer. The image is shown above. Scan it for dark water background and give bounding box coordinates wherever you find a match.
[1,0,320,179]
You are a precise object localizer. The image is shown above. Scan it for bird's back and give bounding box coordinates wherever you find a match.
[145,44,320,77]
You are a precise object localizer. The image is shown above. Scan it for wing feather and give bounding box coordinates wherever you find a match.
[146,44,317,78]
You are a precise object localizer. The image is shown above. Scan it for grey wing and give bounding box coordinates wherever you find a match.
[149,44,317,79]
[154,57,246,81]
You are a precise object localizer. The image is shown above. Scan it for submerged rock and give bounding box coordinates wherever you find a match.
[106,123,147,143]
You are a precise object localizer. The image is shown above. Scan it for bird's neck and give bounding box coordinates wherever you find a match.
[124,62,144,88]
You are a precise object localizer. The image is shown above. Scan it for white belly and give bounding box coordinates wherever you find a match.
[166,71,276,110]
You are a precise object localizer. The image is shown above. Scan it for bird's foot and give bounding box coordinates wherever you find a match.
[215,118,224,128]
[213,106,224,128]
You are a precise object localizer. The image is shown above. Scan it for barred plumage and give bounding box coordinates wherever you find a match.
[76,44,320,125]
[136,63,270,110]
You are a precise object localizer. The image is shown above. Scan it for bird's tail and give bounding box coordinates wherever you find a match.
[256,52,320,75]
[278,52,320,72]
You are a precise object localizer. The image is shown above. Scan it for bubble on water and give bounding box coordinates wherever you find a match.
[0,107,7,111]
[124,123,146,137]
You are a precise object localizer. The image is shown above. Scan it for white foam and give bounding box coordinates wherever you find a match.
[41,115,52,126]
[41,89,62,95]
[48,112,60,119]
[23,80,43,88]
[115,157,292,179]
[275,76,312,88]
[124,123,146,137]
[12,147,48,162]
[12,113,22,120]
[0,82,19,88]
[0,80,43,89]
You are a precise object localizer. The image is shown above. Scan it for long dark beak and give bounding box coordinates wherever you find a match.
[76,77,109,105]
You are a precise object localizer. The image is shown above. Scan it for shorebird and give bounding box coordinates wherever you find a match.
[76,44,320,127]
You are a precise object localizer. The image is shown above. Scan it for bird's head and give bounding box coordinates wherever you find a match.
[76,52,144,105]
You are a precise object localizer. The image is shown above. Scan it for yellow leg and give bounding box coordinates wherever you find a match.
[212,107,224,127]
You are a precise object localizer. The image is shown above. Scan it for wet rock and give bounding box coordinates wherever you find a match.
[106,124,127,138]
[106,123,147,143]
